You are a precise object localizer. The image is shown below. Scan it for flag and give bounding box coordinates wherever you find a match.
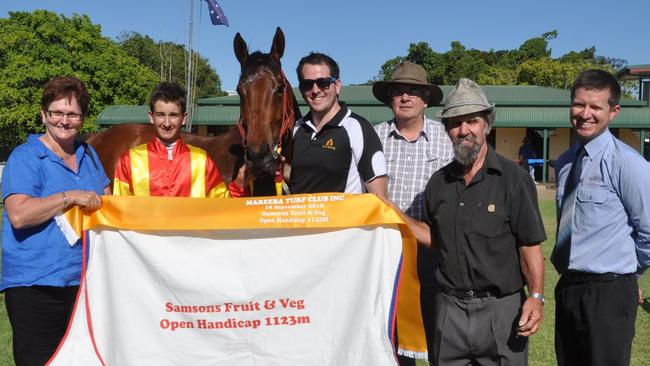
[204,0,229,26]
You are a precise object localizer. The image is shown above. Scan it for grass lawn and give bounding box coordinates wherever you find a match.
[0,293,9,366]
[1,200,649,365]
[528,200,650,366]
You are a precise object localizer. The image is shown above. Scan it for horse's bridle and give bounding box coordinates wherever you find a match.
[236,70,295,195]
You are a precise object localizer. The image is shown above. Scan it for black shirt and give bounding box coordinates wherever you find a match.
[289,102,386,194]
[422,146,546,295]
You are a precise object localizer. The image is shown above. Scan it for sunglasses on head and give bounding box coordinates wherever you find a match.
[390,86,426,99]
[299,77,337,92]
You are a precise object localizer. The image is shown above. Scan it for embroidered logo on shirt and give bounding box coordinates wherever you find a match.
[587,176,603,185]
[322,138,336,151]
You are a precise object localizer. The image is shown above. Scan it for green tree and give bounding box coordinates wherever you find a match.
[375,30,626,90]
[516,57,570,88]
[514,30,556,63]
[375,56,403,82]
[375,42,445,84]
[559,47,596,63]
[516,57,608,89]
[117,32,224,99]
[0,10,157,148]
[405,42,446,84]
[477,66,518,85]
[442,41,488,84]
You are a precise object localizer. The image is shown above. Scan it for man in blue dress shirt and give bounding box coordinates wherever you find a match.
[552,69,650,366]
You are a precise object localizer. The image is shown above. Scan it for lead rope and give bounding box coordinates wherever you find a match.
[274,70,294,196]
[234,117,254,194]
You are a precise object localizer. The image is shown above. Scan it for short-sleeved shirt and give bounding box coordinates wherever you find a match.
[290,102,386,194]
[422,146,546,295]
[1,134,110,291]
[374,117,453,219]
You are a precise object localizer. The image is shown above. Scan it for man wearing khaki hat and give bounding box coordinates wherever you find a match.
[406,78,546,365]
[373,61,453,364]
[373,61,453,219]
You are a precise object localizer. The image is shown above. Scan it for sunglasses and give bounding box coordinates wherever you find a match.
[390,87,427,99]
[299,77,337,92]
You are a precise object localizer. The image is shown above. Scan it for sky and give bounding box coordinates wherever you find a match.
[1,0,649,92]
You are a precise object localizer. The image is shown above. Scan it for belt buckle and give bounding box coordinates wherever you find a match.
[464,290,474,299]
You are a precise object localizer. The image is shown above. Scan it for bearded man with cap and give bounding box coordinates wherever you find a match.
[373,61,453,364]
[406,78,546,365]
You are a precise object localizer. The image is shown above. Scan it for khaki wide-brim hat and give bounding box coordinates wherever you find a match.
[437,78,495,119]
[372,61,443,106]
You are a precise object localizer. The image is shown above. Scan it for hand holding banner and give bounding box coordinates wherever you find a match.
[50,194,426,365]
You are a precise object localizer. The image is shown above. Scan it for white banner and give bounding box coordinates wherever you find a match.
[50,225,403,365]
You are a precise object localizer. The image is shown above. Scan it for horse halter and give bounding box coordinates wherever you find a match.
[236,70,295,195]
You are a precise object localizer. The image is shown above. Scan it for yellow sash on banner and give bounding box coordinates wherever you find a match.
[64,193,427,359]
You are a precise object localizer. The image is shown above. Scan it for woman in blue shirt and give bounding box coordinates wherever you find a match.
[1,76,110,366]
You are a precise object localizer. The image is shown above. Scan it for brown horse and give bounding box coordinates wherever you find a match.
[86,27,300,196]
[232,27,301,195]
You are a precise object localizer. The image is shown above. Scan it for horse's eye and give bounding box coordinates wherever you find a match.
[276,85,285,94]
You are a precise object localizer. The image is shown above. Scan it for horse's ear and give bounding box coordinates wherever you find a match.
[234,32,249,66]
[270,27,285,63]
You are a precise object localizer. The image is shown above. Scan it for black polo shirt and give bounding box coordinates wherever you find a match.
[421,146,546,296]
[289,102,386,194]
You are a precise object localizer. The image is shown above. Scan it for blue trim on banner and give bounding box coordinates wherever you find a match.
[387,253,403,344]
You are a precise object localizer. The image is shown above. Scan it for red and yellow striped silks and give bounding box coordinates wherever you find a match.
[113,138,245,198]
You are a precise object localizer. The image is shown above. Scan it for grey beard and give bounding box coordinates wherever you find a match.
[452,137,481,166]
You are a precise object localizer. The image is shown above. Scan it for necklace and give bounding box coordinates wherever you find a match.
[40,135,75,161]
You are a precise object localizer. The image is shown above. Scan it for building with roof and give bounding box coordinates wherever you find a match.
[97,78,650,184]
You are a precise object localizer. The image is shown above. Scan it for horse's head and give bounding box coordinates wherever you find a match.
[234,27,297,178]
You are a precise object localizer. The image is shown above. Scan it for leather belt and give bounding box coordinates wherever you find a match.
[441,286,495,300]
[562,271,634,284]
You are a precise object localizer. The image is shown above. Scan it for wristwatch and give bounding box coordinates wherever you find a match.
[529,292,545,304]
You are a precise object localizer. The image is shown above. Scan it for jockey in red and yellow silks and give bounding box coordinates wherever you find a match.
[113,137,245,198]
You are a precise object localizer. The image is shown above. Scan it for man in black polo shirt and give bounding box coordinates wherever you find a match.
[406,78,546,365]
[288,52,388,197]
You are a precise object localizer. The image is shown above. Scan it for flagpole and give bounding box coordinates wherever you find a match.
[186,0,229,133]
[185,0,195,132]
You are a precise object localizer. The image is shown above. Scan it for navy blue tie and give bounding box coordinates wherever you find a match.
[552,146,586,273]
